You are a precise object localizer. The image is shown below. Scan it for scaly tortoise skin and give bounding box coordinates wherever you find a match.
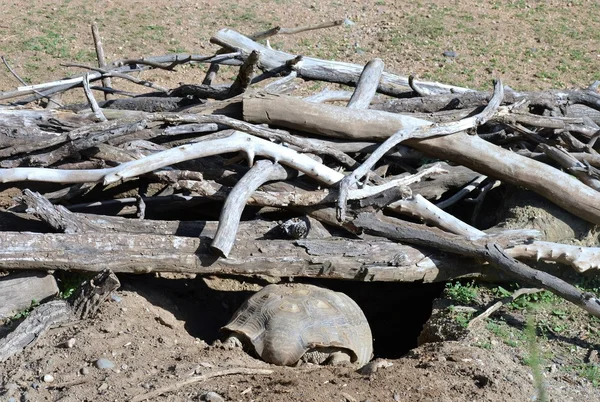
[221,283,373,367]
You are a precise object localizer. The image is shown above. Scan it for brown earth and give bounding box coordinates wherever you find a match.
[2,0,600,401]
[1,275,598,402]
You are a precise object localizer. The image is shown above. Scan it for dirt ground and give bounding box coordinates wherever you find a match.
[2,0,600,401]
[1,275,598,402]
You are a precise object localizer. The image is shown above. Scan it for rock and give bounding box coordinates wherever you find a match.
[201,391,225,402]
[80,367,90,375]
[98,382,108,392]
[359,359,393,375]
[587,349,599,364]
[42,374,54,383]
[418,300,471,344]
[60,338,76,348]
[3,383,19,397]
[100,324,115,333]
[94,358,115,370]
[443,50,457,58]
[342,392,357,402]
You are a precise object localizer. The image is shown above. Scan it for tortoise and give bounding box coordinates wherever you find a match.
[221,283,373,367]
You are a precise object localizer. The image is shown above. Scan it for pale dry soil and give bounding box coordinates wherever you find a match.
[1,275,598,402]
[1,0,600,401]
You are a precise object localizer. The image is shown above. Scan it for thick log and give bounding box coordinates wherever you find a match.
[353,213,600,318]
[15,192,279,237]
[0,300,71,362]
[244,93,429,141]
[0,272,59,318]
[0,231,499,282]
[243,94,600,225]
[0,269,119,362]
[211,28,470,96]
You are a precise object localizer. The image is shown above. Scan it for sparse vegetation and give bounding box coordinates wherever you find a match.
[444,281,478,305]
[525,316,548,402]
[9,299,40,321]
[1,1,599,399]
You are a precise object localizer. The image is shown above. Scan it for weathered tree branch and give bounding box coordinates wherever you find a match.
[242,94,600,225]
[353,213,600,318]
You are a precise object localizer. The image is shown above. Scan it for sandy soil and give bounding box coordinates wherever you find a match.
[1,274,598,402]
[2,1,600,401]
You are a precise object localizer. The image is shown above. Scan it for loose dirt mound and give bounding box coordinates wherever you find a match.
[2,276,598,401]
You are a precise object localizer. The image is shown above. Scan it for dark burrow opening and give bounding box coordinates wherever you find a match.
[121,274,445,360]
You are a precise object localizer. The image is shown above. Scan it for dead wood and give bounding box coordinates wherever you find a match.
[249,19,345,41]
[538,144,600,191]
[347,58,384,109]
[0,231,504,282]
[211,28,470,96]
[91,22,113,100]
[467,288,543,328]
[1,22,600,337]
[353,213,600,318]
[211,160,295,257]
[0,300,71,362]
[243,93,600,225]
[129,367,274,402]
[16,191,279,237]
[0,269,120,362]
[0,272,59,319]
[68,269,120,320]
[336,79,504,220]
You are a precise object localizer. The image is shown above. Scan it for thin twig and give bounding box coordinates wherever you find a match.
[336,79,504,221]
[468,288,543,328]
[129,367,273,402]
[1,56,63,107]
[436,175,488,209]
[91,22,113,100]
[82,73,107,122]
[63,63,169,92]
[249,19,345,41]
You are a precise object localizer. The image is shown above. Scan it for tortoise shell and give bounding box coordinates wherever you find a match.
[222,283,373,367]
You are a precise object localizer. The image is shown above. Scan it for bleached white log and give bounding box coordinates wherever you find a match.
[0,131,345,185]
[336,79,504,219]
[304,88,353,103]
[507,242,600,273]
[389,194,486,238]
[211,29,471,96]
[347,58,384,109]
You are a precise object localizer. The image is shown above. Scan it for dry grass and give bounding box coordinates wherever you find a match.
[1,0,599,96]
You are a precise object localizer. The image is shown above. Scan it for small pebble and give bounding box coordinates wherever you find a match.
[443,50,457,58]
[80,367,90,375]
[98,382,108,392]
[62,338,76,348]
[31,383,40,390]
[202,391,225,402]
[42,374,54,383]
[342,392,357,402]
[4,383,19,397]
[94,358,115,370]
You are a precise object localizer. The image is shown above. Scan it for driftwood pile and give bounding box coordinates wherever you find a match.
[1,22,600,358]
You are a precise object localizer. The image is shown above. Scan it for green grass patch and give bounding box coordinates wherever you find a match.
[23,29,72,58]
[445,280,478,305]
